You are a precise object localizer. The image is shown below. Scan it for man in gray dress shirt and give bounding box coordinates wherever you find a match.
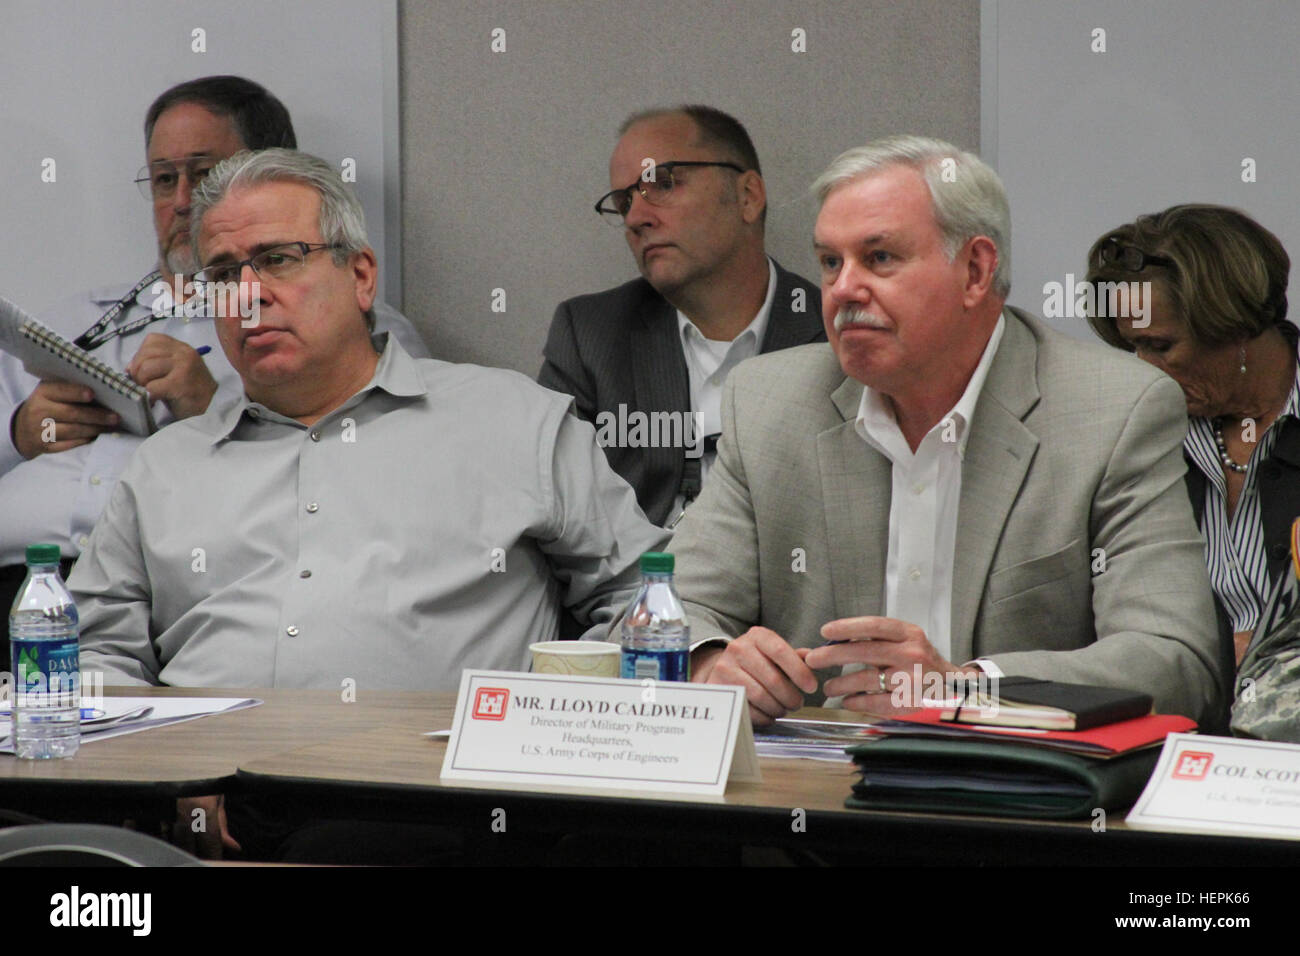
[0,76,428,671]
[73,147,667,693]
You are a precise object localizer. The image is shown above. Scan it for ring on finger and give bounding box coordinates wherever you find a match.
[877,668,889,694]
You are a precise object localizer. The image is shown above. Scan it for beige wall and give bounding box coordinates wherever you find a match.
[399,0,980,373]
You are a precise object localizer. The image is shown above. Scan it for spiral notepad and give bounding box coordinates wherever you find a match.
[0,296,156,436]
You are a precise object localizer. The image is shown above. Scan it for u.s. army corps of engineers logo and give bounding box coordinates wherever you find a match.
[472,687,509,720]
[1172,751,1214,780]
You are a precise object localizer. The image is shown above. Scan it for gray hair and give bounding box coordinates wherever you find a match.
[812,135,1011,297]
[189,148,369,266]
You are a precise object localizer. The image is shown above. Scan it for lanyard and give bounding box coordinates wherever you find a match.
[72,270,165,351]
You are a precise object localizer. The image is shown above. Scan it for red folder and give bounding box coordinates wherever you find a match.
[871,709,1196,757]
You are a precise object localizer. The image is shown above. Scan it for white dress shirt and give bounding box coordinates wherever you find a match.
[669,258,776,518]
[853,314,1006,661]
[0,279,235,566]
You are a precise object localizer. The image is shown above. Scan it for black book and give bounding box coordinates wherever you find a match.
[940,676,1153,732]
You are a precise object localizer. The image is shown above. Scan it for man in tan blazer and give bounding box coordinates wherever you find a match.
[675,135,1224,729]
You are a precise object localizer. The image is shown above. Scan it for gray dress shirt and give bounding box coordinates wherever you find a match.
[73,335,667,690]
[0,276,429,566]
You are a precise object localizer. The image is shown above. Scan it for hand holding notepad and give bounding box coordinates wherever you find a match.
[0,295,157,436]
[9,380,125,456]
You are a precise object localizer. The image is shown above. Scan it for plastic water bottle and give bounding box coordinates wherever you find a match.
[9,543,80,759]
[620,552,690,682]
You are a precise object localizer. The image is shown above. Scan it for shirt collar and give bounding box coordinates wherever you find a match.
[88,269,164,307]
[1280,333,1300,423]
[1185,328,1300,477]
[88,283,139,306]
[675,257,777,354]
[203,332,426,444]
[855,312,1007,462]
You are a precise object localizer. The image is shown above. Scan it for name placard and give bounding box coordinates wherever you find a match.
[1126,733,1300,840]
[440,670,759,796]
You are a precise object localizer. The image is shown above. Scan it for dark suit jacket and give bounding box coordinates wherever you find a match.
[538,259,824,525]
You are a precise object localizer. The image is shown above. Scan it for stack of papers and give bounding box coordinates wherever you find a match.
[755,717,879,762]
[0,697,260,753]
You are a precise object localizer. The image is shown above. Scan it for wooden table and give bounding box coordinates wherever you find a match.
[2,688,1296,864]
[0,687,423,822]
[236,694,1300,866]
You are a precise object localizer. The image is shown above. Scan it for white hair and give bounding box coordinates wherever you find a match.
[812,135,1011,297]
[189,148,369,265]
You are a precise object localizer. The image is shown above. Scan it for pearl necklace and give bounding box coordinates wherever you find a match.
[1213,418,1249,474]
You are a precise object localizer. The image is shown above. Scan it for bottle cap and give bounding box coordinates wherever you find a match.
[25,543,61,566]
[640,551,674,574]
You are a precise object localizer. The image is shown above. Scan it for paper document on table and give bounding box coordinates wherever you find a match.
[0,697,260,753]
[754,716,880,762]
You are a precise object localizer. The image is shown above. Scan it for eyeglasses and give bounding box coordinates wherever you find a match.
[594,161,745,222]
[1096,236,1176,273]
[194,242,344,287]
[134,155,221,201]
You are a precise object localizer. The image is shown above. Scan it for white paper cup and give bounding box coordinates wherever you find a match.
[529,641,621,677]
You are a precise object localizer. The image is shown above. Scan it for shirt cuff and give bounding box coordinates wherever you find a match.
[968,658,1005,679]
[0,404,27,474]
[689,635,731,653]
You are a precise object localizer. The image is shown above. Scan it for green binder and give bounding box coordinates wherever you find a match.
[845,738,1161,819]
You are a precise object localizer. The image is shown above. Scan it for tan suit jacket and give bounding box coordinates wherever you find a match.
[670,307,1225,724]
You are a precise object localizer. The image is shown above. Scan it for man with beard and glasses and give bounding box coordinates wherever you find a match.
[0,76,426,659]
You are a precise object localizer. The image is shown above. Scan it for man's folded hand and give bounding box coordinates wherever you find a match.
[691,626,817,727]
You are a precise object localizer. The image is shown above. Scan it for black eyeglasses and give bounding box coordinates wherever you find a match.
[1096,236,1176,273]
[594,161,745,222]
[194,242,344,287]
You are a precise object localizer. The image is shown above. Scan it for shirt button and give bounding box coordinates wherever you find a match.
[909,567,922,581]
[285,625,299,637]
[309,431,321,442]
[89,476,101,486]
[912,484,925,495]
[299,569,312,579]
[248,407,261,418]
[306,502,319,513]
[77,535,89,548]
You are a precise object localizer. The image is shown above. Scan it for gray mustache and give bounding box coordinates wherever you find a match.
[833,305,888,332]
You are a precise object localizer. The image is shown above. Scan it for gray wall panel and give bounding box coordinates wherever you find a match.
[399,0,980,372]
[985,0,1297,340]
[1,0,400,312]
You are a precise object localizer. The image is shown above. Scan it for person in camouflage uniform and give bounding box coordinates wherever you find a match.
[1232,518,1300,741]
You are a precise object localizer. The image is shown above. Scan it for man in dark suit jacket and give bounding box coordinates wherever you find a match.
[539,105,824,526]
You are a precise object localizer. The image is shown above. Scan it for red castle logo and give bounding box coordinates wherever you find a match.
[472,687,509,721]
[1172,750,1214,780]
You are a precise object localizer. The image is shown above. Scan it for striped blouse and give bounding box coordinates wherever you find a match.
[1185,348,1300,632]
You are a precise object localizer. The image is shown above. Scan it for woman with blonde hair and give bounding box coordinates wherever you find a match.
[1086,204,1295,679]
